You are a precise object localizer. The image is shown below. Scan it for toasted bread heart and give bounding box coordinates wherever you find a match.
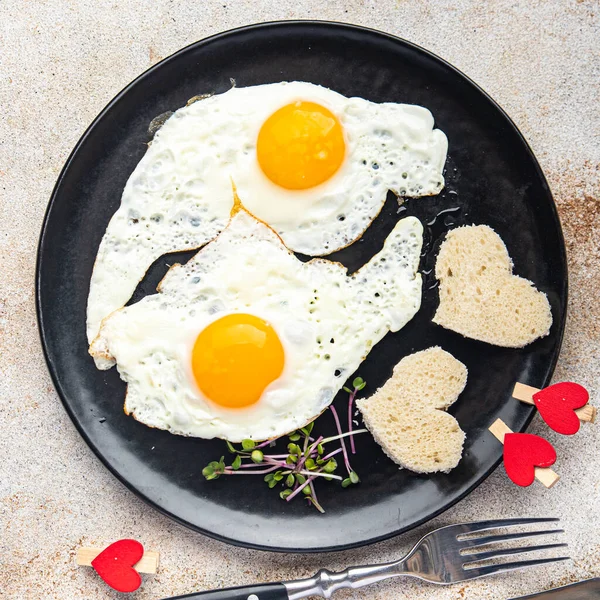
[433,225,552,347]
[356,347,467,474]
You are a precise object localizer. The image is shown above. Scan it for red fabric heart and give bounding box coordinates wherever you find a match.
[533,382,589,435]
[503,433,556,487]
[91,539,143,593]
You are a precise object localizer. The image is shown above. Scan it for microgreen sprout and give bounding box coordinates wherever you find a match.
[343,376,366,454]
[202,378,367,512]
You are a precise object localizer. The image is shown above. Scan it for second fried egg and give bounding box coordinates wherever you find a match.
[91,208,423,441]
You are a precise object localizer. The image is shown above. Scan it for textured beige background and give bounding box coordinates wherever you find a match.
[1,1,599,599]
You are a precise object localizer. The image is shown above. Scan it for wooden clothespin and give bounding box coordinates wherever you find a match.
[512,382,596,424]
[77,540,159,593]
[76,546,159,574]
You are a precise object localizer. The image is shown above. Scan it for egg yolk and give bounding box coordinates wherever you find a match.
[257,101,345,190]
[191,314,284,408]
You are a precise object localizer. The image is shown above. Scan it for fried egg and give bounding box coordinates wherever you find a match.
[90,208,423,441]
[87,82,446,345]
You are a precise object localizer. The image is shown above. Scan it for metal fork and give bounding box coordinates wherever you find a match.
[168,518,568,599]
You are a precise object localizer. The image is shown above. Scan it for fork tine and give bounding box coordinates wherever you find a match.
[462,542,568,562]
[463,556,570,579]
[454,517,559,538]
[461,529,564,549]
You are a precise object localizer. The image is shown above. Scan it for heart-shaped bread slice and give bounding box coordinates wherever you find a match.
[433,225,552,347]
[356,347,467,473]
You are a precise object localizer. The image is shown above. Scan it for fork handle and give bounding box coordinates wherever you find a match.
[165,582,289,599]
[165,562,401,599]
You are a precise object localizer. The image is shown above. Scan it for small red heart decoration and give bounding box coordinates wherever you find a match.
[504,433,557,487]
[533,382,589,435]
[91,539,143,593]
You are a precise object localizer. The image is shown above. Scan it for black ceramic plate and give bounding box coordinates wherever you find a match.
[37,22,567,552]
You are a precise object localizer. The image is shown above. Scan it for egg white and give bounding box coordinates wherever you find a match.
[91,209,423,441]
[87,82,446,347]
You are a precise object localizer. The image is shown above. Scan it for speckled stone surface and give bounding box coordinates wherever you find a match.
[1,1,599,599]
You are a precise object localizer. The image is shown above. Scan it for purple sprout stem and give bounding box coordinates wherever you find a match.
[286,467,337,504]
[254,439,276,449]
[320,430,368,444]
[348,388,357,454]
[263,457,295,470]
[295,455,308,472]
[329,405,352,475]
[296,435,323,471]
[309,435,324,454]
[223,465,278,475]
[298,470,342,480]
[321,447,343,462]
[285,473,316,501]
[308,480,325,513]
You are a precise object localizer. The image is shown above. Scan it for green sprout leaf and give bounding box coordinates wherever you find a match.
[352,377,366,391]
[274,471,284,482]
[251,450,264,464]
[202,460,225,481]
[287,454,298,464]
[225,441,237,454]
[302,485,312,496]
[268,478,278,489]
[323,459,337,474]
[305,458,316,470]
[287,443,301,455]
[343,387,352,394]
[241,439,256,451]
[341,477,352,488]
[286,473,295,487]
[301,421,315,436]
[317,443,324,455]
[231,455,242,470]
[201,465,215,479]
[296,474,306,485]
[264,473,274,483]
[280,489,292,499]
[288,432,301,442]
[349,471,360,484]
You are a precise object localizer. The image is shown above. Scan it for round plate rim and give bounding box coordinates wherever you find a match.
[36,20,568,553]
